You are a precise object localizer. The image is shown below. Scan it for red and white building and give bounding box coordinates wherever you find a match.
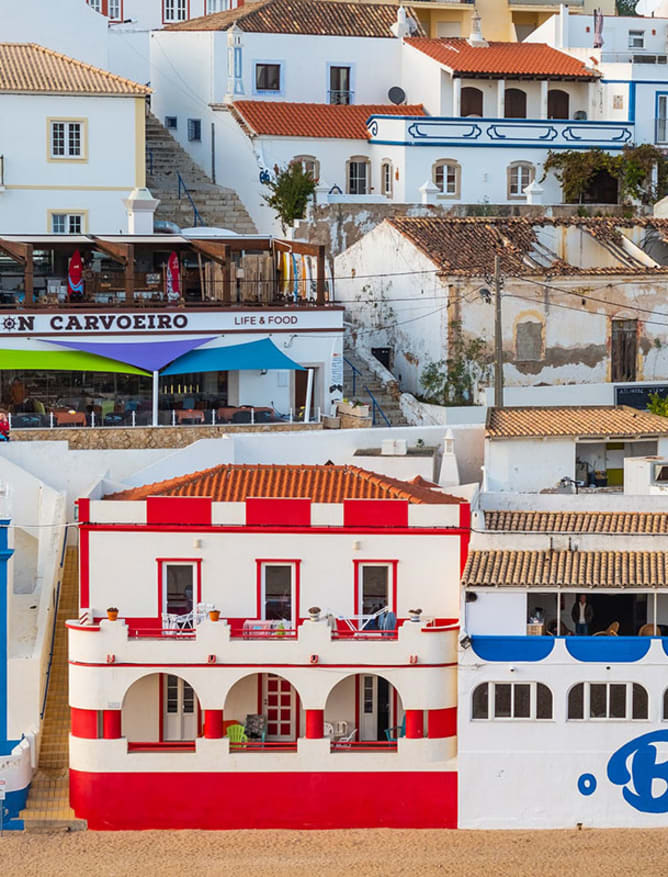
[68,463,469,829]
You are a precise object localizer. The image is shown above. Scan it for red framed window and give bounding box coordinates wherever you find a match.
[255,559,301,627]
[156,557,202,618]
[353,559,398,617]
[87,0,124,20]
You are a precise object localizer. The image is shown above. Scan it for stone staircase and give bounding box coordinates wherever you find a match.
[343,350,407,426]
[145,113,257,234]
[20,548,86,833]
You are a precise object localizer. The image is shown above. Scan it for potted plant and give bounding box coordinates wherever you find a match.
[408,608,423,623]
[308,606,321,622]
[209,609,220,622]
[107,607,119,621]
[337,398,370,418]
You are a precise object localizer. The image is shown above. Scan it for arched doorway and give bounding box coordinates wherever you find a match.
[224,672,301,744]
[325,673,404,744]
[122,672,201,747]
[548,89,569,119]
[461,86,483,117]
[504,88,527,119]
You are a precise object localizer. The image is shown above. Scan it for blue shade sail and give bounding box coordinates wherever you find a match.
[161,338,305,375]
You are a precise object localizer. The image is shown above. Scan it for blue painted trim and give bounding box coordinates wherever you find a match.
[566,636,651,663]
[367,139,628,150]
[655,91,668,143]
[471,635,555,662]
[660,638,668,658]
[252,59,285,97]
[365,113,634,126]
[629,81,636,122]
[3,785,29,822]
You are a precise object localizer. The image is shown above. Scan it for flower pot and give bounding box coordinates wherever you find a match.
[107,609,119,621]
[337,401,370,418]
[209,610,220,622]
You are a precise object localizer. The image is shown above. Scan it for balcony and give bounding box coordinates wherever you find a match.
[469,634,668,664]
[367,115,634,150]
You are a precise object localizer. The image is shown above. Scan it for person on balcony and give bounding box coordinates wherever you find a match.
[0,411,10,442]
[571,594,593,636]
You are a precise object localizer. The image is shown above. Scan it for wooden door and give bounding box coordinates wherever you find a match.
[262,674,297,740]
[611,319,637,382]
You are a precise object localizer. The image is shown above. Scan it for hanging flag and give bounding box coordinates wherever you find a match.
[68,250,84,299]
[166,251,181,300]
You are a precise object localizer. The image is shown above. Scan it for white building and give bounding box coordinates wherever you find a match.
[0,43,149,235]
[67,463,469,828]
[335,216,668,397]
[459,412,668,828]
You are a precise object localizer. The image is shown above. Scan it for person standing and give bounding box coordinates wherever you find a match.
[571,594,593,635]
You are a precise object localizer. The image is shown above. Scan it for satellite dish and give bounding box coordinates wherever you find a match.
[388,86,406,106]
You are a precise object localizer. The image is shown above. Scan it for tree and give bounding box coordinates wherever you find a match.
[419,323,491,406]
[648,392,668,417]
[616,0,638,14]
[262,162,316,231]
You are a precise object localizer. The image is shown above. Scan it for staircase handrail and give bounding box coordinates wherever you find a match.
[177,172,204,227]
[40,534,67,720]
[146,147,153,176]
[343,356,391,427]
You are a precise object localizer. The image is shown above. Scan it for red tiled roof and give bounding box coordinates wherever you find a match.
[105,464,463,504]
[404,38,598,80]
[486,406,668,440]
[231,101,425,139]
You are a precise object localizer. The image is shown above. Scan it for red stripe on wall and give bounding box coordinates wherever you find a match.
[77,499,90,610]
[427,707,457,739]
[343,500,409,529]
[70,769,457,829]
[71,707,98,739]
[458,502,471,577]
[146,496,212,526]
[246,498,311,527]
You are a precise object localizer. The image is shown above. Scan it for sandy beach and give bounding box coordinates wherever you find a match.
[3,828,668,877]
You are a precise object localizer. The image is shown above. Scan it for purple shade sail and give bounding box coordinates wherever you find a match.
[46,337,215,372]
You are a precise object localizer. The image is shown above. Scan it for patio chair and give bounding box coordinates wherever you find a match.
[384,715,406,742]
[638,623,659,636]
[336,727,357,748]
[593,621,620,636]
[226,723,248,749]
[244,714,266,743]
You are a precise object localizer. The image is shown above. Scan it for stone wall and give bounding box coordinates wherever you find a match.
[11,422,324,451]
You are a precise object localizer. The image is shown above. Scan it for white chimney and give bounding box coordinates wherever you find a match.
[123,187,160,234]
[467,8,488,48]
[391,6,411,39]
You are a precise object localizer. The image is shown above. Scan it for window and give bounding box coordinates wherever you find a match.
[472,682,552,720]
[358,564,390,616]
[504,88,527,119]
[515,319,544,361]
[164,116,177,130]
[108,0,122,19]
[207,0,228,9]
[508,162,534,198]
[663,688,668,719]
[568,682,648,720]
[329,65,352,104]
[657,94,668,143]
[655,463,668,483]
[433,160,460,198]
[50,120,83,159]
[164,0,187,22]
[461,87,483,117]
[261,564,294,623]
[187,119,201,142]
[547,89,570,120]
[163,563,195,618]
[629,30,645,49]
[611,318,637,382]
[291,155,319,181]
[347,157,369,195]
[255,63,281,92]
[88,0,102,11]
[50,213,84,234]
[380,160,393,197]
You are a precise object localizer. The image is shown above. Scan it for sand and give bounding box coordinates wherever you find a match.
[3,828,668,877]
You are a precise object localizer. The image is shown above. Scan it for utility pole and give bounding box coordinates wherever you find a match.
[494,254,504,408]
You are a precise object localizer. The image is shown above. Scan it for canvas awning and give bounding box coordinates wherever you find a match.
[0,349,149,375]
[48,337,215,372]
[161,338,304,375]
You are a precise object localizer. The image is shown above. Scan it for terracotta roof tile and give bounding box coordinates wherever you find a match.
[105,464,463,504]
[231,101,425,139]
[166,0,424,37]
[485,510,668,535]
[0,43,149,96]
[462,549,668,588]
[486,406,668,440]
[404,38,598,80]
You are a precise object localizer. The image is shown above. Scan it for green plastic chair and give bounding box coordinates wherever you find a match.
[226,723,248,749]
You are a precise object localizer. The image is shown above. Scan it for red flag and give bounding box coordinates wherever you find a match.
[68,250,84,298]
[166,251,180,300]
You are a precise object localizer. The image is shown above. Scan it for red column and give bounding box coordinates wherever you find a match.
[305,709,324,739]
[405,709,424,739]
[102,709,122,739]
[427,707,457,739]
[71,707,98,739]
[204,709,224,739]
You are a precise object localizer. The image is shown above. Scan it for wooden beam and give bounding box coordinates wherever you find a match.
[282,240,321,258]
[225,237,273,252]
[0,239,28,265]
[90,238,129,266]
[189,240,229,266]
[24,244,33,306]
[222,245,232,304]
[316,243,326,306]
[124,244,135,302]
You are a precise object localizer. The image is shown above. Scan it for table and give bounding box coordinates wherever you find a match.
[52,409,86,427]
[175,408,205,424]
[242,619,291,638]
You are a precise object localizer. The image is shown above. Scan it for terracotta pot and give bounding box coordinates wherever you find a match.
[209,610,220,622]
[107,609,119,621]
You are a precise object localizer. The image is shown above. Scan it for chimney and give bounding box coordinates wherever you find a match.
[467,8,488,48]
[123,187,160,234]
[391,6,411,39]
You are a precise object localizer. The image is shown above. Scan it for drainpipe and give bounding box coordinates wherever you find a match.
[303,368,314,423]
[152,370,159,427]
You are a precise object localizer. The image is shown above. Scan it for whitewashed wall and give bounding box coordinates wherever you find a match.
[4,0,109,67]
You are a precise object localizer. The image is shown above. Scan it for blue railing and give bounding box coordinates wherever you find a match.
[344,357,391,427]
[146,147,153,176]
[177,172,204,227]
